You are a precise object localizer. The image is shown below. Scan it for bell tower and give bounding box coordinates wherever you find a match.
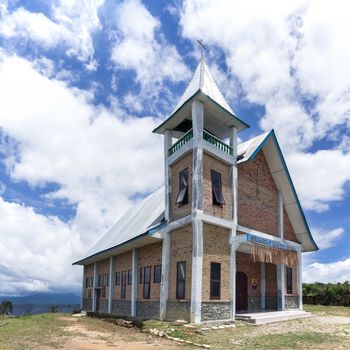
[154,58,249,323]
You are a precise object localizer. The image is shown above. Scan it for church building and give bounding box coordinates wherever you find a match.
[74,58,318,323]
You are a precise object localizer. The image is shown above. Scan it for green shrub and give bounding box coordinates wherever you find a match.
[303,282,350,306]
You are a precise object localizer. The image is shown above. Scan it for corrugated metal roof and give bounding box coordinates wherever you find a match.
[172,58,234,116]
[75,131,317,264]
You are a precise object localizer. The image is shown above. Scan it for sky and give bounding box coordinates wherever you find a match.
[0,0,349,296]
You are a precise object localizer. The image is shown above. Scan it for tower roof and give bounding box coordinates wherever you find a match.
[153,58,249,137]
[172,58,234,116]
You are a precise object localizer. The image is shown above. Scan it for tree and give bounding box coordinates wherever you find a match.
[0,300,13,316]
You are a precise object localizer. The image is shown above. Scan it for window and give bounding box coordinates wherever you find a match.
[211,170,224,206]
[87,289,92,298]
[102,286,106,298]
[139,267,143,284]
[98,275,101,287]
[176,261,186,299]
[286,267,293,294]
[85,277,93,288]
[176,168,189,205]
[143,266,151,299]
[128,269,132,285]
[116,272,120,286]
[154,265,161,283]
[210,263,221,299]
[106,273,109,287]
[121,271,126,298]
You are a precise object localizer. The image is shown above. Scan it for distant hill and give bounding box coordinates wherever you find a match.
[0,292,81,305]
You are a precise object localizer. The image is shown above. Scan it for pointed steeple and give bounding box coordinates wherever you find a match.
[172,58,234,116]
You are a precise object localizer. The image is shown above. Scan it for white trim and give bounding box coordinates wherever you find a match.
[277,264,285,311]
[297,248,303,310]
[278,191,284,239]
[159,231,170,320]
[92,262,98,312]
[108,256,115,314]
[81,266,85,309]
[131,249,138,317]
[260,262,266,309]
[167,139,193,166]
[230,238,238,320]
[164,130,172,222]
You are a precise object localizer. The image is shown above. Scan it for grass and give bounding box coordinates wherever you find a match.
[304,304,350,316]
[0,313,71,350]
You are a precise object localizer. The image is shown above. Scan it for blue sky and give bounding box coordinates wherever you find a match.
[0,0,349,295]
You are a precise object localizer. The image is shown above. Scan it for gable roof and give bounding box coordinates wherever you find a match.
[74,130,317,265]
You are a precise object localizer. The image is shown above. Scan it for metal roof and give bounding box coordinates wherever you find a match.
[74,131,317,265]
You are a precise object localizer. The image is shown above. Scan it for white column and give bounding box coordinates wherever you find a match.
[164,130,172,222]
[260,262,266,310]
[81,266,85,309]
[92,262,98,312]
[230,126,238,320]
[108,256,115,314]
[297,247,303,310]
[277,264,285,311]
[160,230,170,320]
[277,190,285,310]
[190,100,204,324]
[131,248,138,317]
[230,240,238,319]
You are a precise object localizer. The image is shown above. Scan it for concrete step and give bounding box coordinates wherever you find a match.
[236,311,312,325]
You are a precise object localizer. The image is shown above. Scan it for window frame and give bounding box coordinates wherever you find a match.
[121,271,126,299]
[116,271,120,286]
[286,267,293,294]
[143,266,151,299]
[139,267,143,284]
[211,170,224,207]
[128,269,132,285]
[176,261,186,300]
[176,168,189,206]
[210,262,221,299]
[153,265,161,283]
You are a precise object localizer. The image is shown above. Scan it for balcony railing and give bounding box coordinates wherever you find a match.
[168,129,193,156]
[168,129,233,157]
[203,130,233,155]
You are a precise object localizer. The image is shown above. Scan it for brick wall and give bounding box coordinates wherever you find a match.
[284,208,299,243]
[202,223,230,301]
[236,252,260,298]
[265,263,277,297]
[203,153,232,220]
[137,242,162,301]
[114,251,132,300]
[168,224,192,301]
[170,153,192,221]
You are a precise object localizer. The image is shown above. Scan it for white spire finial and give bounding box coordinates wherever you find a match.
[197,39,207,59]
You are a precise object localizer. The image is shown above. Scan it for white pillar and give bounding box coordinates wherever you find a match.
[297,247,303,310]
[190,100,204,324]
[277,264,285,311]
[81,266,85,309]
[164,130,172,222]
[230,126,238,320]
[230,240,238,319]
[260,262,266,310]
[108,256,115,314]
[160,230,170,320]
[92,262,98,312]
[131,249,138,317]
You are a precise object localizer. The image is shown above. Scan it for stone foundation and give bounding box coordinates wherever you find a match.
[82,298,92,312]
[166,301,190,322]
[136,301,160,319]
[247,296,260,311]
[201,302,231,321]
[285,296,299,309]
[112,300,131,316]
[265,296,277,310]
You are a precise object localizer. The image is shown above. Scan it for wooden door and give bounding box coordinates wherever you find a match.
[236,271,248,311]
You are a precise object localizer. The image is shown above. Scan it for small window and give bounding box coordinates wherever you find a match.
[98,275,101,287]
[87,289,92,298]
[154,265,161,283]
[210,262,221,299]
[102,286,106,298]
[211,170,224,206]
[116,272,120,286]
[128,269,132,285]
[286,267,293,294]
[143,266,151,299]
[106,273,109,287]
[85,277,89,288]
[176,261,186,299]
[121,271,126,298]
[140,267,143,284]
[176,168,189,206]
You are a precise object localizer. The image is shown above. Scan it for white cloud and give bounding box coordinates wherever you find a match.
[0,0,104,67]
[310,227,344,250]
[0,53,164,294]
[179,0,350,211]
[111,0,190,108]
[303,258,350,283]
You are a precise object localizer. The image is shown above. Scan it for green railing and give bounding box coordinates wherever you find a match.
[203,130,233,155]
[168,129,193,156]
